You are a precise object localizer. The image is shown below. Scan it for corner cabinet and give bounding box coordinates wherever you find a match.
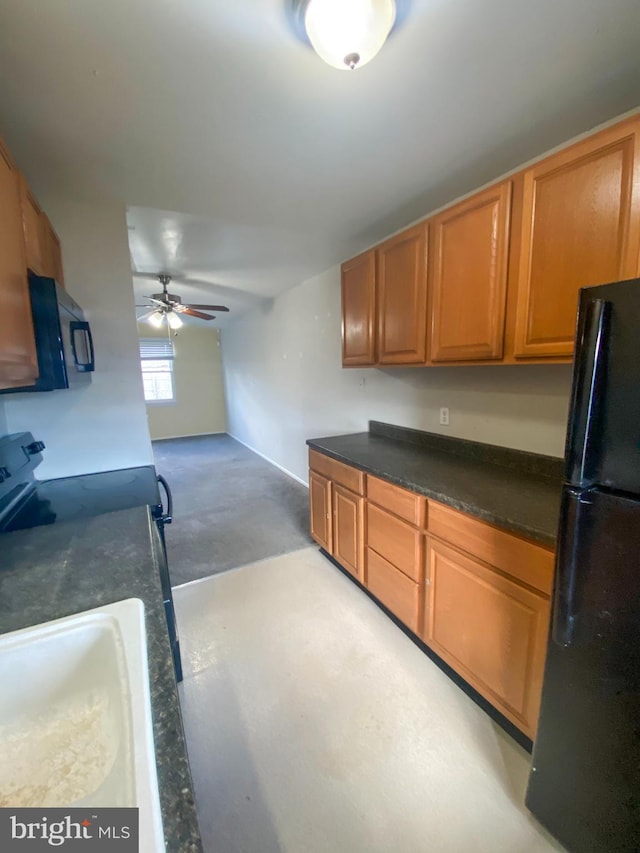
[377,223,429,364]
[429,181,512,362]
[341,249,376,365]
[514,119,640,358]
[0,139,38,389]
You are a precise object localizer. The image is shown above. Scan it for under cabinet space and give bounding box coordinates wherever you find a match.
[366,548,420,634]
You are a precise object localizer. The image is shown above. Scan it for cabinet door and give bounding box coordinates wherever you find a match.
[430,182,511,362]
[341,250,376,366]
[377,223,428,364]
[514,120,640,358]
[309,470,332,552]
[19,173,46,276]
[0,141,38,389]
[423,538,550,738]
[41,214,65,286]
[332,484,364,581]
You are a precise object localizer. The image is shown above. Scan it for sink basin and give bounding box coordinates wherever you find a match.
[0,598,164,851]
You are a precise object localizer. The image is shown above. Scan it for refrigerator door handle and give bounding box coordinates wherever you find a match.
[564,298,610,486]
[552,488,591,647]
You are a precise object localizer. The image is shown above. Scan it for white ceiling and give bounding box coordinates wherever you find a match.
[1,0,640,325]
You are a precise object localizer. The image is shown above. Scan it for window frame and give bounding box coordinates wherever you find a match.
[139,338,176,405]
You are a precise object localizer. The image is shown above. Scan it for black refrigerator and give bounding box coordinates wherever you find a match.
[526,278,640,851]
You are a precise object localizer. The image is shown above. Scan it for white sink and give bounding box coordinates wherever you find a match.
[0,598,164,851]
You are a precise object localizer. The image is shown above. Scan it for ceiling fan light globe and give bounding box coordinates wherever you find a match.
[304,0,396,70]
[147,310,165,328]
[167,311,183,329]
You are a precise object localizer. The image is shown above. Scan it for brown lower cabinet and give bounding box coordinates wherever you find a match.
[332,484,364,581]
[423,536,550,739]
[309,470,332,552]
[308,450,553,738]
[308,450,365,582]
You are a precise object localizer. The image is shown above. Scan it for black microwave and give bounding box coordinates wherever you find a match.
[1,274,95,394]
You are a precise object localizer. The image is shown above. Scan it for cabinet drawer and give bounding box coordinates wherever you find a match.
[367,548,420,634]
[366,475,426,527]
[308,449,364,495]
[366,502,422,582]
[428,500,554,595]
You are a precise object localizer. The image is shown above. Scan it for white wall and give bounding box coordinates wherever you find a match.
[138,323,227,440]
[3,198,153,479]
[222,266,573,485]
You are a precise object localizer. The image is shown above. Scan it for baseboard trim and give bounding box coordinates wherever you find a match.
[151,430,227,442]
[227,432,308,487]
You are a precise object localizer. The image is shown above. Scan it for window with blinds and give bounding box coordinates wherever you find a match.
[139,338,175,403]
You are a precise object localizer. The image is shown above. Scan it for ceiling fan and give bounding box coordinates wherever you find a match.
[137,274,230,329]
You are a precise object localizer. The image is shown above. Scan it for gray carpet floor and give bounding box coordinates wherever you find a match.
[152,434,313,587]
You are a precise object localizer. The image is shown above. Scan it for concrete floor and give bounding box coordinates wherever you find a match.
[174,547,564,853]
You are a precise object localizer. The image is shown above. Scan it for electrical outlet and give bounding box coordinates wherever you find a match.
[440,407,450,426]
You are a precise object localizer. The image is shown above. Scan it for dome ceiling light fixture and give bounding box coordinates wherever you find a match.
[298,0,397,71]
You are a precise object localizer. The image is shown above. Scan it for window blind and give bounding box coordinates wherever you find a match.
[139,338,175,360]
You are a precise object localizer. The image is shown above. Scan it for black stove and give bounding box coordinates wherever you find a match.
[0,431,182,681]
[0,432,162,532]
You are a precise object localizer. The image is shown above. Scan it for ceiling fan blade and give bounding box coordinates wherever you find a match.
[182,307,216,321]
[145,296,168,306]
[186,304,230,312]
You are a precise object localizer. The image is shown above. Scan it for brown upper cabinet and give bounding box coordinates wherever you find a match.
[514,119,640,358]
[0,140,38,389]
[340,114,640,368]
[429,181,512,362]
[41,213,65,286]
[18,172,47,276]
[377,222,429,364]
[341,249,376,365]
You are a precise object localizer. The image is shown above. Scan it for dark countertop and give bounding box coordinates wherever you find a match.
[307,421,564,547]
[0,506,203,853]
